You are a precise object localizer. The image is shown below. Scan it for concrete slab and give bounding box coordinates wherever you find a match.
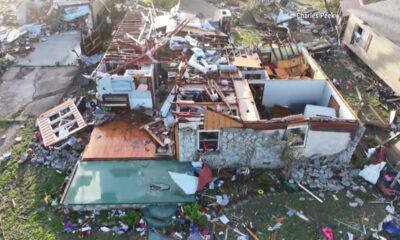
[0,66,79,118]
[20,93,64,118]
[33,67,78,98]
[16,31,81,67]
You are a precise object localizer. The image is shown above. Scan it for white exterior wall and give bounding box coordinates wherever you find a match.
[300,130,352,157]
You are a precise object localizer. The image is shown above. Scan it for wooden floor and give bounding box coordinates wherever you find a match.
[82,119,157,160]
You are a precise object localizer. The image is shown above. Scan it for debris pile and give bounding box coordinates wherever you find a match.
[292,160,360,191]
[28,136,83,172]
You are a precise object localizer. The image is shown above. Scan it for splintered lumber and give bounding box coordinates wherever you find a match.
[139,119,166,147]
[210,80,232,111]
[243,225,260,240]
[368,105,386,125]
[355,86,363,103]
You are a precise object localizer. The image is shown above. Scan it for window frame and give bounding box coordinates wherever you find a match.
[197,130,220,151]
[284,124,309,148]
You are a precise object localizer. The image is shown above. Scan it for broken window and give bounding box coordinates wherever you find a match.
[284,125,308,147]
[198,130,220,151]
[351,25,363,44]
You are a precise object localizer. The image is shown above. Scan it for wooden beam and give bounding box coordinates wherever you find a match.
[368,105,386,125]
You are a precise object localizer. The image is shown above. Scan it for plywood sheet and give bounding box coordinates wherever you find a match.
[233,56,262,69]
[82,119,157,160]
[204,108,243,130]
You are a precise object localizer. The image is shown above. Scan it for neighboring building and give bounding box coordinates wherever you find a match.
[342,0,400,94]
[336,0,364,37]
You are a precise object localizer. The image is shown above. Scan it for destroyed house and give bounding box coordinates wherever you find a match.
[61,8,361,209]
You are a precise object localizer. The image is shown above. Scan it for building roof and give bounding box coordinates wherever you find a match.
[340,0,363,16]
[348,0,400,45]
[177,0,220,20]
[61,160,196,207]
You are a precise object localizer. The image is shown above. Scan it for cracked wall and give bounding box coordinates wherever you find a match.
[178,125,286,168]
[178,124,364,170]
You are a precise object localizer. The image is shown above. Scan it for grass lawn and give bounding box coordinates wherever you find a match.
[210,172,390,240]
[232,27,265,46]
[223,191,388,239]
[319,52,389,120]
[296,0,326,9]
[0,121,66,240]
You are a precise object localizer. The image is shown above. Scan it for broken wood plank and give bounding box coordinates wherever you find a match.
[243,224,259,240]
[139,119,166,147]
[296,181,323,203]
[381,132,400,146]
[211,80,232,111]
[368,105,386,125]
[355,86,363,104]
[364,120,389,129]
[386,97,400,103]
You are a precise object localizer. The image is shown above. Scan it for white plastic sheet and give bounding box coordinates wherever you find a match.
[358,162,386,184]
[168,171,198,194]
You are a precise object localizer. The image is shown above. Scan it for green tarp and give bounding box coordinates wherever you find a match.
[62,160,196,207]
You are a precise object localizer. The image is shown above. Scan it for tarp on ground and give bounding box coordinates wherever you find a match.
[61,161,196,208]
[79,53,103,66]
[148,231,172,240]
[168,171,198,195]
[21,24,43,37]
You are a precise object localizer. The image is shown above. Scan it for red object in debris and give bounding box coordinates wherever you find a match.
[346,81,353,90]
[34,130,43,143]
[373,145,388,164]
[197,165,213,191]
[339,43,348,51]
[202,142,211,151]
[321,227,333,240]
[27,148,34,158]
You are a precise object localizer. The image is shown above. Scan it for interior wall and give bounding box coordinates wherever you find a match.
[262,80,326,112]
[302,48,329,80]
[320,82,357,120]
[261,80,356,120]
